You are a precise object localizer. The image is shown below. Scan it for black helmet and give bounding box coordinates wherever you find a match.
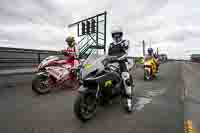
[147,48,153,55]
[65,36,75,47]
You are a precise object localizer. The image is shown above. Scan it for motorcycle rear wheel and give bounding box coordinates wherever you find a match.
[32,74,51,95]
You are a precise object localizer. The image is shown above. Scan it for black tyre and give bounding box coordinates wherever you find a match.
[32,74,51,95]
[121,96,134,113]
[123,93,135,113]
[74,93,97,122]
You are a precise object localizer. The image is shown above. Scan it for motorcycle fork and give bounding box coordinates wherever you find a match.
[96,84,107,105]
[145,67,151,75]
[46,75,55,88]
[148,67,152,75]
[96,84,101,98]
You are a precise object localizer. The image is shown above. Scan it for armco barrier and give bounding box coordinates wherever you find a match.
[0,47,62,70]
[1,47,162,74]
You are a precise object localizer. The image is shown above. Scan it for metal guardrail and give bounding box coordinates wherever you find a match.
[167,59,190,62]
[3,46,194,71]
[0,47,62,69]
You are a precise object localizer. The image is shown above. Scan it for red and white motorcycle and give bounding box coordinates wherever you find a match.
[32,56,83,94]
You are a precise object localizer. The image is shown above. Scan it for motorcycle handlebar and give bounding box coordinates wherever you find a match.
[107,56,129,62]
[103,56,130,67]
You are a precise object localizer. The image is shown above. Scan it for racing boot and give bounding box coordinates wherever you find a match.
[121,72,134,112]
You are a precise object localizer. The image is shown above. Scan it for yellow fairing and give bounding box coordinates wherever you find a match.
[83,64,93,70]
[144,57,157,74]
[144,59,152,66]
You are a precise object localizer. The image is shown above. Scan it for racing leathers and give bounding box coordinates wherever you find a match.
[57,44,79,81]
[108,39,133,108]
[61,45,79,69]
[145,53,159,72]
[153,53,160,72]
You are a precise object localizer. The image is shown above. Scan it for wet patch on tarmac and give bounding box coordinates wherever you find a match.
[134,97,152,111]
[134,88,167,111]
[184,96,200,104]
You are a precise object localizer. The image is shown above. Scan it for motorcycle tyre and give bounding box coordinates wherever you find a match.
[32,74,51,95]
[74,93,97,122]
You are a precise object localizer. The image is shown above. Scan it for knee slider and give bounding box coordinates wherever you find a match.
[125,79,131,86]
[121,72,130,80]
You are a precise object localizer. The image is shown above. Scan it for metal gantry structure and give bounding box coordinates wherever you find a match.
[68,11,107,59]
[142,40,146,56]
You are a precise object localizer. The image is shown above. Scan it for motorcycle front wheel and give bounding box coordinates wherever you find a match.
[74,93,97,122]
[32,73,51,95]
[144,69,151,80]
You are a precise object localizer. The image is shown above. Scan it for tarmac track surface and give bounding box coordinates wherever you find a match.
[0,62,193,133]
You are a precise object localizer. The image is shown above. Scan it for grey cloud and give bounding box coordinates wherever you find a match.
[0,0,199,58]
[0,0,72,26]
[0,0,73,49]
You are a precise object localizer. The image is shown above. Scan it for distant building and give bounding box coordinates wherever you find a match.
[191,54,200,63]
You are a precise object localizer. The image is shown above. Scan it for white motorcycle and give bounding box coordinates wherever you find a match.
[32,56,83,94]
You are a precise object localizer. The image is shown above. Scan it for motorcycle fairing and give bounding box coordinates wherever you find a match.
[46,66,69,80]
[144,58,157,75]
[38,56,60,69]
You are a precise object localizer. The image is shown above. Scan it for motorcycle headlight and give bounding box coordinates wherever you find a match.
[83,64,92,70]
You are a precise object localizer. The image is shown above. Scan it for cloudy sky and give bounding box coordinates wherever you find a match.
[0,0,200,59]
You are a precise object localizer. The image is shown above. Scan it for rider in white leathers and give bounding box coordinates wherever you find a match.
[107,26,133,110]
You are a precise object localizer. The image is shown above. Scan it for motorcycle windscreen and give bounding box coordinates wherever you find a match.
[81,55,106,79]
[39,56,60,68]
[42,56,60,64]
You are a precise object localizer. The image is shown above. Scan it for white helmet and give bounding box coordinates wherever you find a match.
[111,26,123,43]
